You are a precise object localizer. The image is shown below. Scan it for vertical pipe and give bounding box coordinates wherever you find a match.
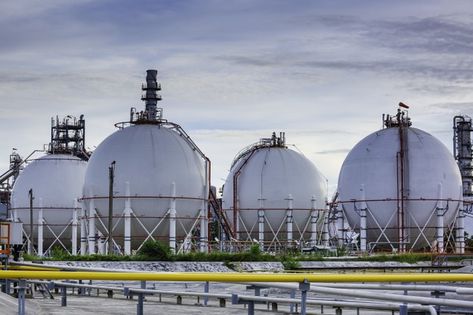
[199,161,210,253]
[204,281,209,306]
[232,172,239,240]
[299,280,310,315]
[88,196,96,255]
[137,280,146,315]
[310,196,318,246]
[37,198,43,257]
[359,185,367,253]
[80,201,87,255]
[286,194,293,247]
[108,161,115,255]
[28,189,33,255]
[169,182,177,254]
[72,199,78,256]
[61,286,67,306]
[436,183,444,253]
[124,182,132,256]
[18,279,26,315]
[235,197,240,240]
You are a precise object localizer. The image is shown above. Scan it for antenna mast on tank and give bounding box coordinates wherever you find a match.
[49,115,88,160]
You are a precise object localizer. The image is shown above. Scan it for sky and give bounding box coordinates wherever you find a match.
[0,0,472,197]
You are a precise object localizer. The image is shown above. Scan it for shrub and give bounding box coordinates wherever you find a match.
[281,255,300,270]
[137,240,172,261]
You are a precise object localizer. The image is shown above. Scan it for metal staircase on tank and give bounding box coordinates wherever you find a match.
[208,188,235,241]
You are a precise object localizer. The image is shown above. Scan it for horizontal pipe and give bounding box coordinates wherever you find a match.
[314,283,463,292]
[247,281,464,293]
[309,285,473,309]
[2,271,473,283]
[235,295,436,315]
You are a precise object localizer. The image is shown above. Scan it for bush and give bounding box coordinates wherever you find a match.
[50,246,72,260]
[281,255,300,270]
[137,240,173,261]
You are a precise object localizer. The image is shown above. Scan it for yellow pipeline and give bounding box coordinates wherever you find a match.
[1,270,473,283]
[4,265,61,271]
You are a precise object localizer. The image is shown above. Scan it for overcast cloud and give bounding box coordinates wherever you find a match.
[0,0,472,198]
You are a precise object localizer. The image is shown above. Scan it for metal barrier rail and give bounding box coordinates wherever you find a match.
[3,271,473,315]
[23,279,440,315]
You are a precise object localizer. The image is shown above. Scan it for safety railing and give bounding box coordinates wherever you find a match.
[3,271,473,315]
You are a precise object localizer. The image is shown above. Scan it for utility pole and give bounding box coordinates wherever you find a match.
[108,161,116,254]
[28,189,34,255]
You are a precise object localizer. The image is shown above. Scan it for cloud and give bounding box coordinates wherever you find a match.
[315,149,351,155]
[428,102,473,114]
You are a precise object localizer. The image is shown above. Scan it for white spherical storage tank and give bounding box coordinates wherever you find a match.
[82,125,207,248]
[222,133,327,250]
[81,70,209,255]
[11,154,87,252]
[337,110,462,251]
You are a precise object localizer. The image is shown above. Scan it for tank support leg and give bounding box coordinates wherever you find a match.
[169,183,177,254]
[88,197,96,254]
[72,199,78,256]
[286,194,294,247]
[310,196,318,246]
[37,199,44,257]
[124,182,133,256]
[359,185,368,253]
[199,206,208,253]
[80,202,87,255]
[436,183,445,253]
[455,198,465,254]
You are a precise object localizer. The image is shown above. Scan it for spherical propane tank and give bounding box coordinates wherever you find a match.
[338,125,462,249]
[82,124,207,245]
[222,133,327,244]
[11,154,87,246]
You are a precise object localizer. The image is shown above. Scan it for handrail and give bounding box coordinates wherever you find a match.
[2,271,473,283]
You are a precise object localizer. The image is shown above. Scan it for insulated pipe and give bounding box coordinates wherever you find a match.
[169,182,177,253]
[308,285,473,309]
[233,294,437,315]
[88,194,96,254]
[2,271,473,283]
[312,283,465,292]
[80,202,87,255]
[436,183,444,253]
[359,185,367,252]
[37,198,43,257]
[71,199,78,256]
[123,182,132,255]
[310,196,317,246]
[286,194,293,245]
